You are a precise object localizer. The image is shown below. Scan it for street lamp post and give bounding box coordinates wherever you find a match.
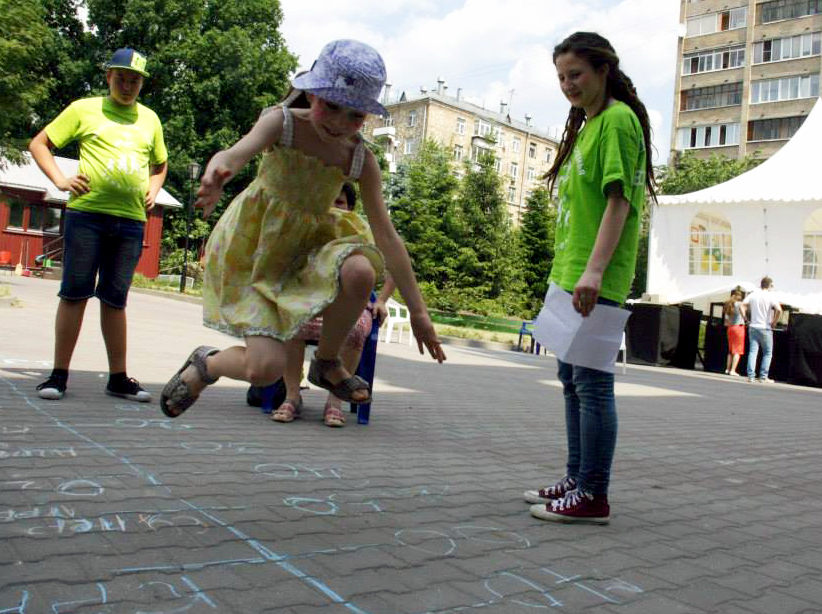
[179,161,201,293]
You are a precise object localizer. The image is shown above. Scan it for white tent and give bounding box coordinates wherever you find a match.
[647,97,822,315]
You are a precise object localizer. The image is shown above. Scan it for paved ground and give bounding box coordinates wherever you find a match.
[1,275,821,614]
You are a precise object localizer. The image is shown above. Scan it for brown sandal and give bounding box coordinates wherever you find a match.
[271,397,302,423]
[308,357,371,405]
[160,346,220,418]
[323,402,346,427]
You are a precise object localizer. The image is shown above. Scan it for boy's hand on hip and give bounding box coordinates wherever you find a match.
[411,313,447,363]
[58,174,90,196]
[573,270,603,317]
[144,190,157,210]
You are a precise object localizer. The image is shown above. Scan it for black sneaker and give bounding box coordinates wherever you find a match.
[105,377,151,402]
[37,374,67,400]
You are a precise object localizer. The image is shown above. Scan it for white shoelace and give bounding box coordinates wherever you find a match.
[542,476,576,497]
[550,489,591,512]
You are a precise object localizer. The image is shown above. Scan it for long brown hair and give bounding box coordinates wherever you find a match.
[723,290,742,318]
[546,32,657,203]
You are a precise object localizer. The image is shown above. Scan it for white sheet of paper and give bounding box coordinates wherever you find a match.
[533,283,630,373]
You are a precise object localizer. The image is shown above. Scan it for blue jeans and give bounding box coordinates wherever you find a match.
[60,210,145,309]
[554,292,620,497]
[747,327,773,380]
[557,360,617,497]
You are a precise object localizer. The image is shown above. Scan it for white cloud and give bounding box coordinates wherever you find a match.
[279,0,680,163]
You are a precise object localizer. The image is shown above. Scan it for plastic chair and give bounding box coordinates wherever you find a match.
[382,298,412,345]
[518,320,541,354]
[618,332,627,374]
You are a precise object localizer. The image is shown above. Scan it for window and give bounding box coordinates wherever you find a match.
[509,162,518,178]
[526,167,536,181]
[493,157,501,172]
[750,74,819,103]
[404,139,418,155]
[407,111,416,127]
[6,199,24,229]
[512,137,521,153]
[689,212,733,276]
[528,142,537,158]
[682,82,743,110]
[753,32,821,63]
[453,144,463,162]
[686,7,747,36]
[471,145,492,161]
[748,115,806,141]
[492,126,503,147]
[545,148,553,163]
[507,186,516,203]
[676,122,740,149]
[383,114,394,127]
[803,208,822,279]
[682,45,746,75]
[456,117,466,134]
[761,0,821,24]
[4,199,62,233]
[474,119,492,138]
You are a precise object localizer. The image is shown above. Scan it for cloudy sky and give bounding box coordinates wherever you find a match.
[278,0,682,165]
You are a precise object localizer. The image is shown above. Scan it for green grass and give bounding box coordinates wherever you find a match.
[131,273,203,297]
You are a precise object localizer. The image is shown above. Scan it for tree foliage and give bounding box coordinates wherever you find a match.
[6,0,297,270]
[518,186,555,316]
[656,151,763,195]
[0,0,53,165]
[388,140,459,289]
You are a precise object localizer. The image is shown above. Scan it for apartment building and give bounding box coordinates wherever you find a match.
[671,0,821,162]
[362,80,558,224]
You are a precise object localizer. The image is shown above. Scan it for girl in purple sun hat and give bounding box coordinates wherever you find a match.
[160,40,446,423]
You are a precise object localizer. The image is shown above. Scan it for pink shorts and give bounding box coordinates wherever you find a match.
[294,309,372,352]
[727,324,745,355]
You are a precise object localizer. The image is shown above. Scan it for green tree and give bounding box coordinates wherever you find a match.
[389,140,459,290]
[0,0,53,165]
[451,151,513,307]
[518,186,556,315]
[656,151,762,195]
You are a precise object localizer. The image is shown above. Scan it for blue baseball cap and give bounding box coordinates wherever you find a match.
[106,48,149,77]
[292,40,387,116]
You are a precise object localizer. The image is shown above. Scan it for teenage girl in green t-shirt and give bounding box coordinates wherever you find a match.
[524,32,657,524]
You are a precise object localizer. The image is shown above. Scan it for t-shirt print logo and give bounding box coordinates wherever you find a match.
[574,148,586,176]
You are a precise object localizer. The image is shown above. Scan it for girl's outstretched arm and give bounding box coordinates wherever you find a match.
[359,151,446,363]
[196,108,285,218]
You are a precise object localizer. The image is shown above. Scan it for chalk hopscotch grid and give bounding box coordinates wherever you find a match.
[1,373,646,613]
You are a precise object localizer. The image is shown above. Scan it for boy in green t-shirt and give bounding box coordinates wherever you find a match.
[29,48,168,402]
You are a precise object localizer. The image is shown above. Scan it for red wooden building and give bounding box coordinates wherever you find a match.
[0,154,182,277]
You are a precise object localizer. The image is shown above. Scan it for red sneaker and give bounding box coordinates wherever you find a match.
[524,476,577,504]
[530,489,610,524]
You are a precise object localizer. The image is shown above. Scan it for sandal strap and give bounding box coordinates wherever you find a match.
[191,346,220,385]
[313,356,342,373]
[161,373,197,417]
[273,397,302,417]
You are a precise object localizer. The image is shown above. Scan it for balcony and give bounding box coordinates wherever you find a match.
[373,126,396,142]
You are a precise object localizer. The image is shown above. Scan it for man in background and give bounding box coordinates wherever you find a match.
[741,276,783,383]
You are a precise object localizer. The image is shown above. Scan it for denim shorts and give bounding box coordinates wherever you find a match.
[59,209,145,309]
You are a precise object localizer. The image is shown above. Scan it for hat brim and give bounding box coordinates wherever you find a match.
[292,75,385,116]
[106,64,149,78]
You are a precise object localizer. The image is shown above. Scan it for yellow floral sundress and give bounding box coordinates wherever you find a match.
[202,105,385,340]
